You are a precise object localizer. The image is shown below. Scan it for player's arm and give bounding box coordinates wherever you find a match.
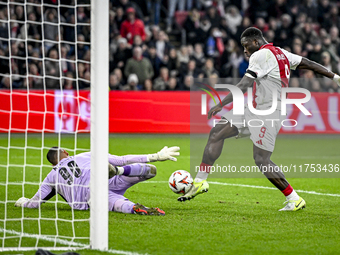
[15,172,56,208]
[208,76,254,119]
[108,146,180,165]
[297,57,340,85]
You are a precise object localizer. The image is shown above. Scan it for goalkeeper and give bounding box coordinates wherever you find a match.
[15,146,180,216]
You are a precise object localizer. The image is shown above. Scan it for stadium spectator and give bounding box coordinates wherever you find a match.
[180,75,193,90]
[109,73,123,90]
[45,49,60,88]
[144,79,153,91]
[202,58,219,78]
[112,37,132,72]
[167,77,179,90]
[124,47,154,86]
[165,47,179,76]
[224,5,242,35]
[43,9,59,49]
[121,73,139,91]
[120,7,146,44]
[143,43,162,79]
[196,15,211,44]
[183,8,202,45]
[155,30,171,62]
[63,72,75,90]
[191,43,206,69]
[0,76,10,89]
[114,7,125,31]
[153,67,170,91]
[28,63,43,88]
[113,68,125,86]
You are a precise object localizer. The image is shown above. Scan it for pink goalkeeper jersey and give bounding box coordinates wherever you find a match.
[23,152,148,210]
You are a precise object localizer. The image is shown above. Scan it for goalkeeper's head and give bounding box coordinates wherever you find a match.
[47,147,69,165]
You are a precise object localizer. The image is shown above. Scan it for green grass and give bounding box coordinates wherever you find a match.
[1,134,340,255]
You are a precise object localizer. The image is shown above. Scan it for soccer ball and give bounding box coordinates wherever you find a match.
[168,170,193,194]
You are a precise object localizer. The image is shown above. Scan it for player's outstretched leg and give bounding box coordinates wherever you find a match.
[178,122,238,202]
[253,145,306,211]
[111,198,165,216]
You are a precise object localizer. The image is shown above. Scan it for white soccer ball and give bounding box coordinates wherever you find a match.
[168,170,193,195]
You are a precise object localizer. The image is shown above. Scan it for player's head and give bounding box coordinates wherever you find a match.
[47,147,69,165]
[240,27,267,57]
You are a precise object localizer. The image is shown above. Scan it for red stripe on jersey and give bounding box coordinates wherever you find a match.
[261,43,290,87]
[252,81,257,108]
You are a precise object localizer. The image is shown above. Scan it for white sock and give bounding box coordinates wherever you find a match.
[117,166,124,175]
[286,190,299,201]
[195,171,209,183]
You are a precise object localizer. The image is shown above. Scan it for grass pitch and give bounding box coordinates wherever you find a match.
[0,134,340,255]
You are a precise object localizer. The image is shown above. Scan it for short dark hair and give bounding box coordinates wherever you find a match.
[47,147,60,165]
[240,27,264,41]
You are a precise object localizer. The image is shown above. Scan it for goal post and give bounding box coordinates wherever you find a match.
[90,0,109,250]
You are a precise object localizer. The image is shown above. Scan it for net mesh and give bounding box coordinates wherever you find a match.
[0,0,92,250]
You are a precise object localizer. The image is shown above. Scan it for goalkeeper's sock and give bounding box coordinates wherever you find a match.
[121,164,150,177]
[113,199,135,214]
[282,184,299,200]
[194,162,211,182]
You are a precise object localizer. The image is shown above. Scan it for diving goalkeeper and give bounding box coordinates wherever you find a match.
[14,146,180,216]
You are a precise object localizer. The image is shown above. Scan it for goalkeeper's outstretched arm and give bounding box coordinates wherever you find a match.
[108,146,180,166]
[15,172,55,208]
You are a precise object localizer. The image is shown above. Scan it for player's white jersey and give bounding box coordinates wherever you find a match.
[245,43,302,110]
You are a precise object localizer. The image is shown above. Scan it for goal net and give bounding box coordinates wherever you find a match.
[0,0,108,251]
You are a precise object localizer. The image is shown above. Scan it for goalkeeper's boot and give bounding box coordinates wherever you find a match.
[108,163,118,179]
[177,180,209,202]
[279,197,306,211]
[133,203,165,216]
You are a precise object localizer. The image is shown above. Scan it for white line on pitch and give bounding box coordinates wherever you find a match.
[144,181,340,197]
[0,228,149,255]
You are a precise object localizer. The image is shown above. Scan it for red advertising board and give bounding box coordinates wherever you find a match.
[0,90,339,134]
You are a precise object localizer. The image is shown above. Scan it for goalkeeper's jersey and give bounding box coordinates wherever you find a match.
[23,152,148,210]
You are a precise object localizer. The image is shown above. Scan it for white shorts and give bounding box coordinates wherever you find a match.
[222,106,286,152]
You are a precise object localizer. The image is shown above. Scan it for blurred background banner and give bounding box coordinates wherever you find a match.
[1,90,340,134]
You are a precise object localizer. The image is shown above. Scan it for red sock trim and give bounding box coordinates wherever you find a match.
[282,184,293,196]
[200,163,212,173]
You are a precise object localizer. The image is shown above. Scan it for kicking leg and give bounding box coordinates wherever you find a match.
[253,145,306,211]
[197,122,239,180]
[178,122,238,202]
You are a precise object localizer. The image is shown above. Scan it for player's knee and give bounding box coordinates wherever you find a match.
[145,164,157,179]
[253,153,269,167]
[209,126,223,142]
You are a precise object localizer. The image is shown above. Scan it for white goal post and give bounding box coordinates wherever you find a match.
[90,0,109,250]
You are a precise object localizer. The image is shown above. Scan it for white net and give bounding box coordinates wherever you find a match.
[0,0,93,251]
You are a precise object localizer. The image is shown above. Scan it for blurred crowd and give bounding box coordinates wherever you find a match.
[1,0,340,92]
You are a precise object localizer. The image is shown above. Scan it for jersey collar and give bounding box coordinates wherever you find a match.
[259,43,273,50]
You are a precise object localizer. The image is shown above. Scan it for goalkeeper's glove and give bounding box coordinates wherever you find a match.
[15,197,29,207]
[147,146,180,162]
[333,74,340,86]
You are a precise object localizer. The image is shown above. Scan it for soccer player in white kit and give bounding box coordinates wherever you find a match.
[178,27,340,211]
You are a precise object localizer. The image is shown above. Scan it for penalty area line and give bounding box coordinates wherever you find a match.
[0,228,149,255]
[144,181,340,197]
